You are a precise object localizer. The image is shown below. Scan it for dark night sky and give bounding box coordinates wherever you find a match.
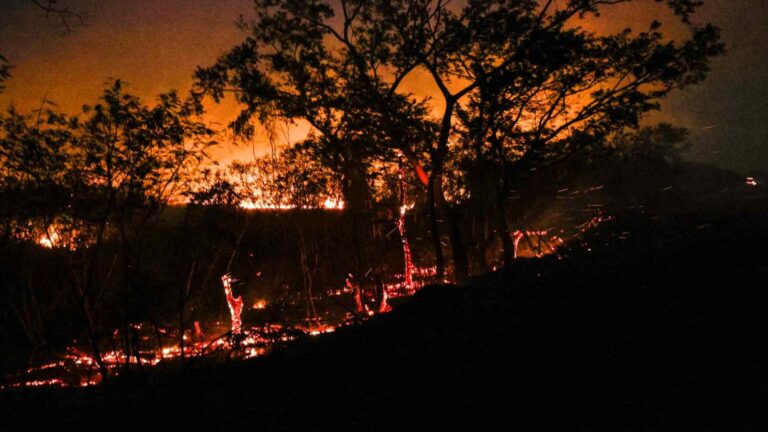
[0,0,766,173]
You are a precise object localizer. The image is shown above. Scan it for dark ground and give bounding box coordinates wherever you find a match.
[3,207,768,431]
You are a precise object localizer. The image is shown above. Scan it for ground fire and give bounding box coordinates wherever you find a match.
[2,185,616,391]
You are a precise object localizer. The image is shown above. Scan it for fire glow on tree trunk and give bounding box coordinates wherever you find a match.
[398,164,415,295]
[221,274,243,335]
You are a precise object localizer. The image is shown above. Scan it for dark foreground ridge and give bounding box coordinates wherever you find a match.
[3,211,768,431]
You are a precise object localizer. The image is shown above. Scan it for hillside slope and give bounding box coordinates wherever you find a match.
[3,210,768,431]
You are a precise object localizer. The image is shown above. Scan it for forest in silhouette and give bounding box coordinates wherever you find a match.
[3,0,767,430]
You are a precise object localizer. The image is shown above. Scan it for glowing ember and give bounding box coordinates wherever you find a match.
[222,274,244,335]
[307,324,336,336]
[2,318,342,390]
[252,299,267,310]
[382,265,437,300]
[347,274,364,314]
[194,321,205,343]
[378,288,392,313]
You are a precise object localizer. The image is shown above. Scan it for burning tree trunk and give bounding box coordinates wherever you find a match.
[347,274,364,315]
[378,288,391,314]
[397,164,415,295]
[194,321,205,345]
[221,274,243,335]
[512,230,525,259]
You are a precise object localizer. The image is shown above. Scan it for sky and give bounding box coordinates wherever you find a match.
[0,0,766,173]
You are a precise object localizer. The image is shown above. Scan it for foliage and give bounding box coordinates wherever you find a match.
[1,81,216,239]
[0,81,216,379]
[186,146,340,210]
[197,0,722,281]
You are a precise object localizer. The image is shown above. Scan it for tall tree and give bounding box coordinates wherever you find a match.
[195,0,434,296]
[368,0,722,278]
[198,0,721,282]
[451,2,721,265]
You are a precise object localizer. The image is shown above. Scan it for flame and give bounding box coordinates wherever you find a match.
[239,200,293,210]
[252,299,267,310]
[32,224,82,250]
[322,197,344,210]
[347,274,364,314]
[36,229,62,249]
[307,324,336,336]
[1,317,335,390]
[238,198,344,210]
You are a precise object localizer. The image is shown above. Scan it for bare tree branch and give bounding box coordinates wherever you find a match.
[28,0,86,34]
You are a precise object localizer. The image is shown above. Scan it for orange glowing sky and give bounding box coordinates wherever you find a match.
[1,0,766,172]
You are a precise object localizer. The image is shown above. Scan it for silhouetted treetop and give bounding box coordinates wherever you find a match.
[195,0,722,282]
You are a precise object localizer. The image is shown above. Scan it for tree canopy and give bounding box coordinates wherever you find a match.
[197,0,723,282]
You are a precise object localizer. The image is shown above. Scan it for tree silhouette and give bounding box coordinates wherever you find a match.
[0,81,216,380]
[447,4,722,264]
[28,0,85,34]
[368,0,722,279]
[195,0,435,295]
[198,0,721,282]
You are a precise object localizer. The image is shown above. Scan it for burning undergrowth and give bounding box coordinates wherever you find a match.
[4,161,756,392]
[4,207,768,431]
[0,194,648,390]
[1,264,439,390]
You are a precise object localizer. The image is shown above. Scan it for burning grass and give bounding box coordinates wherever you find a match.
[1,264,441,390]
[1,201,610,391]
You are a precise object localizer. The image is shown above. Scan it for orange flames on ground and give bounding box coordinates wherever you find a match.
[238,197,344,210]
[4,205,612,391]
[0,323,318,390]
